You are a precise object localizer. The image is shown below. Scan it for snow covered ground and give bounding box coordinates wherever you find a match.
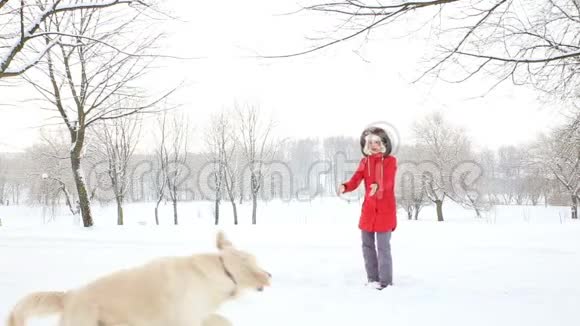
[1,199,579,326]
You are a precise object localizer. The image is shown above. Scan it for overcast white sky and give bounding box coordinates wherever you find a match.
[0,0,565,153]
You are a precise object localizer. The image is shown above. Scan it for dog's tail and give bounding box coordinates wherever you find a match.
[6,291,65,326]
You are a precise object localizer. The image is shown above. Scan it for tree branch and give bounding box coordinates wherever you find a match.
[455,49,580,63]
[1,0,150,77]
[261,8,404,58]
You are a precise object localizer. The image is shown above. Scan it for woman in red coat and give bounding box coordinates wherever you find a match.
[339,126,397,290]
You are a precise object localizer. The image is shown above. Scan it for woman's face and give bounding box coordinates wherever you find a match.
[369,137,382,154]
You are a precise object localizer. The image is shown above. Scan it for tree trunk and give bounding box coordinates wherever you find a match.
[71,153,93,227]
[467,194,482,218]
[214,198,220,225]
[116,196,124,225]
[154,194,162,225]
[473,205,482,218]
[59,184,76,216]
[413,204,420,220]
[251,173,259,224]
[572,195,578,220]
[173,198,178,225]
[407,207,412,220]
[251,193,257,225]
[224,171,238,225]
[232,201,238,225]
[435,199,444,222]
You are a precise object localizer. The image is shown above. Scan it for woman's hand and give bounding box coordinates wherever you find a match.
[369,183,378,196]
[338,184,346,195]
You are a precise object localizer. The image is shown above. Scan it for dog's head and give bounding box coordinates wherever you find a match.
[216,231,271,292]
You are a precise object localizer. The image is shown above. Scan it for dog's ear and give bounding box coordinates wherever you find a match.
[216,230,233,250]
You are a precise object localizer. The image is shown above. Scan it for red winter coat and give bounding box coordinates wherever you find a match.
[342,153,397,232]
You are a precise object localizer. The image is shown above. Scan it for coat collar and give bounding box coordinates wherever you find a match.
[368,152,384,159]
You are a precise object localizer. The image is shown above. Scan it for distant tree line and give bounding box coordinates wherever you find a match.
[1,109,577,225]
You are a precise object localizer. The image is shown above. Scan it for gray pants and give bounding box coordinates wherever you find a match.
[361,230,393,286]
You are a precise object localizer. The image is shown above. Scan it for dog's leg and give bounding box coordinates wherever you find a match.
[202,314,232,326]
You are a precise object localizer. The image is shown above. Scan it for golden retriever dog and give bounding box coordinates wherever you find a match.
[6,231,271,326]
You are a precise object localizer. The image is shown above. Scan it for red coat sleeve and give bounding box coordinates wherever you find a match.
[342,158,366,193]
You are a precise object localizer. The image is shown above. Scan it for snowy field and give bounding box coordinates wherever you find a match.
[1,199,579,326]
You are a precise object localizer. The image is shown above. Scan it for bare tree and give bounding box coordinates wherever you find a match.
[413,112,472,221]
[153,113,168,226]
[94,115,141,225]
[167,115,189,226]
[0,155,27,207]
[42,174,78,216]
[0,0,153,77]
[289,1,580,99]
[204,112,226,225]
[158,112,189,225]
[20,4,172,227]
[398,171,429,220]
[522,172,547,206]
[7,164,25,206]
[532,108,580,219]
[452,161,488,218]
[204,110,239,225]
[223,148,242,224]
[236,104,277,224]
[396,144,431,220]
[24,128,78,218]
